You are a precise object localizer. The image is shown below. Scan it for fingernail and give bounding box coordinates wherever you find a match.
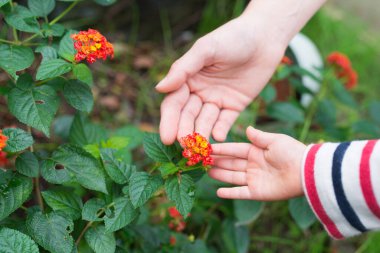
[155,77,166,89]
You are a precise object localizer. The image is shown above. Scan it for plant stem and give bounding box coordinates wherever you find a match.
[0,38,18,45]
[49,1,78,25]
[75,202,115,246]
[299,74,329,142]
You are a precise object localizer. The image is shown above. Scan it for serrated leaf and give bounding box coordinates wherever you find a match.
[69,114,107,146]
[0,227,39,253]
[28,0,55,17]
[35,46,58,62]
[234,200,264,226]
[42,23,65,37]
[0,173,33,221]
[0,0,10,8]
[73,63,93,85]
[267,102,305,123]
[8,85,60,136]
[114,125,143,150]
[42,190,83,220]
[0,44,34,78]
[15,151,39,177]
[4,5,40,33]
[47,144,108,193]
[158,163,178,178]
[36,59,72,80]
[40,159,71,184]
[100,148,135,184]
[27,211,74,253]
[59,31,76,62]
[129,172,163,208]
[63,80,93,112]
[85,225,116,253]
[143,133,177,162]
[2,128,34,153]
[289,197,316,230]
[104,197,138,232]
[165,174,195,217]
[101,136,129,150]
[82,198,106,222]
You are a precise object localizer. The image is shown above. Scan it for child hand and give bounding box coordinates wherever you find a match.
[208,126,306,201]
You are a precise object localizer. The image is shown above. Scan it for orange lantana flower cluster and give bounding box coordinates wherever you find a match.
[327,52,358,90]
[280,55,293,65]
[180,133,213,166]
[0,130,7,151]
[71,29,114,64]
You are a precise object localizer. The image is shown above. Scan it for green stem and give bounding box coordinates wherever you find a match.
[251,100,261,126]
[299,74,330,142]
[0,38,18,45]
[75,202,115,246]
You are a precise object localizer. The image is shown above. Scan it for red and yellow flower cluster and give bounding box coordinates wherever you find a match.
[327,52,358,89]
[280,55,293,65]
[180,133,213,166]
[168,207,186,232]
[71,29,114,64]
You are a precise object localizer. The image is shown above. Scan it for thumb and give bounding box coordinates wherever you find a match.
[246,126,276,149]
[155,38,214,93]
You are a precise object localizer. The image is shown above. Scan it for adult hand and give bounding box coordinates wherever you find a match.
[156,14,285,144]
[208,127,306,200]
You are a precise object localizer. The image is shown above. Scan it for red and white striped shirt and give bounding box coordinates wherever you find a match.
[302,140,380,239]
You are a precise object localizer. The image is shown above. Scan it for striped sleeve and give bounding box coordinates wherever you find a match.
[302,140,380,239]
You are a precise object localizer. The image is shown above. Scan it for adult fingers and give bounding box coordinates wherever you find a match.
[212,143,251,159]
[155,38,214,93]
[159,85,190,145]
[195,103,220,140]
[212,156,247,171]
[212,109,240,142]
[216,186,253,199]
[177,95,202,140]
[208,168,247,185]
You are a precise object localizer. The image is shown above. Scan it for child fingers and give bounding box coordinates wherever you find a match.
[208,168,247,185]
[212,157,247,171]
[211,143,251,158]
[216,186,253,199]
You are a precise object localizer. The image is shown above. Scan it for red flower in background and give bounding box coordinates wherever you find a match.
[71,29,114,64]
[327,52,358,89]
[0,130,8,151]
[280,56,293,65]
[180,133,213,166]
[167,207,187,232]
[0,151,8,167]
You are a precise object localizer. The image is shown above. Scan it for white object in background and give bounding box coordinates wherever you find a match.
[289,33,324,107]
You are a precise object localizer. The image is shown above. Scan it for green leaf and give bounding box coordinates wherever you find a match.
[35,46,58,62]
[0,0,10,8]
[27,211,74,253]
[47,144,108,193]
[267,102,305,123]
[369,101,380,125]
[289,197,316,230]
[93,0,117,6]
[42,189,83,220]
[143,133,178,162]
[4,5,40,33]
[2,128,34,153]
[82,198,106,222]
[0,173,33,221]
[73,63,93,85]
[28,0,55,16]
[69,114,107,146]
[158,163,178,178]
[352,120,380,138]
[165,174,195,217]
[8,85,60,136]
[101,136,129,150]
[104,196,138,232]
[42,23,65,37]
[331,79,357,108]
[100,149,135,184]
[53,115,74,140]
[222,220,249,253]
[129,172,163,208]
[0,227,39,253]
[40,159,71,184]
[0,45,34,78]
[234,200,264,226]
[58,31,76,62]
[183,239,210,253]
[63,80,94,112]
[85,225,116,253]
[15,151,39,177]
[259,84,276,104]
[114,125,144,150]
[36,59,72,80]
